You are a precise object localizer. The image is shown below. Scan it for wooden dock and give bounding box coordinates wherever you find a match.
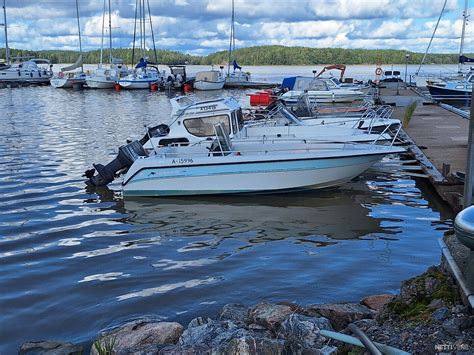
[380,86,469,212]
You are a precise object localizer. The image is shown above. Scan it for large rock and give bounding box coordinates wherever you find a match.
[218,335,285,354]
[248,303,293,332]
[361,294,395,312]
[19,341,82,355]
[218,303,249,325]
[178,318,283,354]
[306,303,374,331]
[279,314,333,353]
[90,320,183,355]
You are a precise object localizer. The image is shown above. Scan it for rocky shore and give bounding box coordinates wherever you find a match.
[19,265,473,355]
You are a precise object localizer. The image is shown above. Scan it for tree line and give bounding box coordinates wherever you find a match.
[0,45,465,66]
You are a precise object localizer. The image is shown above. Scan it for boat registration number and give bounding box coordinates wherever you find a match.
[171,158,194,164]
[200,104,218,111]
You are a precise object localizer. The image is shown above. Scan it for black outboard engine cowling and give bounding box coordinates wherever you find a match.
[86,140,147,186]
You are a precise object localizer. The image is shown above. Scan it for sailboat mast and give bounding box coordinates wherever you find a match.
[2,0,9,64]
[99,0,106,68]
[131,0,138,65]
[75,0,83,72]
[227,0,235,74]
[147,0,158,64]
[108,0,112,64]
[458,0,468,72]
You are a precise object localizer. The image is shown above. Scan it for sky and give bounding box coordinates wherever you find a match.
[1,0,473,56]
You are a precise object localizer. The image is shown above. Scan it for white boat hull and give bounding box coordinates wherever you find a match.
[193,80,225,91]
[86,78,116,89]
[282,90,365,103]
[122,145,402,197]
[118,79,156,89]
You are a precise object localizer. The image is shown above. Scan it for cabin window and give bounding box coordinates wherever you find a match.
[183,114,230,137]
[308,80,328,91]
[236,109,244,131]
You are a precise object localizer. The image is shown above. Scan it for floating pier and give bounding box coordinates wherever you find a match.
[380,85,469,212]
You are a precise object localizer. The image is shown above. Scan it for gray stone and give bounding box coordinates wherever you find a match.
[352,319,377,332]
[280,314,332,353]
[360,294,395,312]
[158,344,211,354]
[219,335,285,354]
[459,315,474,331]
[306,303,374,331]
[179,318,242,347]
[248,303,293,332]
[19,341,82,355]
[218,303,249,325]
[427,298,446,310]
[442,318,460,336]
[431,307,449,322]
[90,320,183,355]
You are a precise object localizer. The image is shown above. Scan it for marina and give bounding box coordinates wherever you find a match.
[1,0,474,353]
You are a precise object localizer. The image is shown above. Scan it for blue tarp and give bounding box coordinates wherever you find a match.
[281,76,298,90]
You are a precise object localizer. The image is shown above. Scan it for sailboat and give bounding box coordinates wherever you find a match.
[50,0,86,89]
[223,0,277,89]
[0,0,53,86]
[118,0,165,89]
[86,0,130,89]
[420,0,474,103]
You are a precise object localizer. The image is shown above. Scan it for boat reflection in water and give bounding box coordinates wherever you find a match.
[121,181,393,245]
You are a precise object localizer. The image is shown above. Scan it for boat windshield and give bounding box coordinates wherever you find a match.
[308,80,328,91]
[183,114,230,137]
[279,106,303,125]
[232,109,245,133]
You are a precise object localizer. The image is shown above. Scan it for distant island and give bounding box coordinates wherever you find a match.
[0,45,466,66]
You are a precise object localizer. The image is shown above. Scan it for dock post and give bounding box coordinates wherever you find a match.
[464,90,474,207]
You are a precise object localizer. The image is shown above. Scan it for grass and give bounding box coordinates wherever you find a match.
[93,335,116,355]
[403,101,418,128]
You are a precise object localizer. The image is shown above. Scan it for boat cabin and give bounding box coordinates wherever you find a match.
[281,77,330,91]
[145,96,245,148]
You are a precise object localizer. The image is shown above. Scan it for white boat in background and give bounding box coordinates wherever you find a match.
[50,57,86,89]
[223,0,277,89]
[86,0,130,89]
[280,78,366,104]
[0,2,53,85]
[194,68,225,90]
[120,123,404,197]
[0,58,53,85]
[118,61,165,89]
[118,0,166,90]
[50,0,85,89]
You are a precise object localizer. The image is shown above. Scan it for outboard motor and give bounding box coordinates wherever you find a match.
[84,124,170,186]
[85,140,146,186]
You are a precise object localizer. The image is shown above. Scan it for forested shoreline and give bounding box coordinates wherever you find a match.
[0,45,465,65]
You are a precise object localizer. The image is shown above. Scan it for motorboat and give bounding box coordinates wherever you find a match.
[279,77,366,104]
[118,124,405,197]
[426,70,474,104]
[138,96,399,149]
[0,58,53,85]
[285,94,401,131]
[118,59,165,89]
[225,68,278,89]
[0,3,52,85]
[193,68,225,90]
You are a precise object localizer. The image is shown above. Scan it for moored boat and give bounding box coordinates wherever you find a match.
[194,68,225,90]
[120,124,405,197]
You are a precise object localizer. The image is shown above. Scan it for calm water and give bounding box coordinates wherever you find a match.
[0,66,454,353]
